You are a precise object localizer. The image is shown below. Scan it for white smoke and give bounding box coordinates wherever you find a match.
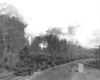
[39,42,48,50]
[87,29,100,48]
[24,34,33,45]
[6,0,100,48]
[28,36,32,45]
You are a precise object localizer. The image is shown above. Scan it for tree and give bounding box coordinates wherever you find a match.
[19,45,31,63]
[95,46,100,64]
[0,3,24,21]
[0,14,27,67]
[30,36,43,51]
[59,39,68,56]
[44,35,59,55]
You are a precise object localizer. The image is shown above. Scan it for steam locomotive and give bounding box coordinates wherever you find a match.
[14,46,64,76]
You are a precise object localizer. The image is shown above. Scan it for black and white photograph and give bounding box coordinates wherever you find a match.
[0,0,99,80]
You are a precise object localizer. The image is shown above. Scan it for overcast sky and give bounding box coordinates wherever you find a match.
[1,0,100,48]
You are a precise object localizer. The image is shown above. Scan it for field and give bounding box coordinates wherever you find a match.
[28,58,100,80]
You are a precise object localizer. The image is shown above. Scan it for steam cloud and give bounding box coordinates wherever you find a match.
[25,24,80,45]
[25,24,100,48]
[5,0,100,48]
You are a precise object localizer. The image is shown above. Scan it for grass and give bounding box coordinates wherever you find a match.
[72,67,100,80]
[28,58,100,80]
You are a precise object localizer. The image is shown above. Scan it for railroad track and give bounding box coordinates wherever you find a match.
[0,75,16,80]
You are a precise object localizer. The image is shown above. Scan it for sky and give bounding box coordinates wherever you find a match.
[1,0,100,48]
